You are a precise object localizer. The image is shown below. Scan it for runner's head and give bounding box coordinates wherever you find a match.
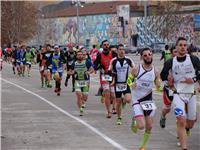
[176,37,187,57]
[102,40,110,53]
[67,43,74,52]
[140,47,153,65]
[46,44,51,51]
[170,46,177,57]
[110,45,117,53]
[26,46,31,51]
[21,45,26,50]
[117,44,125,58]
[54,45,60,53]
[80,47,87,60]
[76,50,83,61]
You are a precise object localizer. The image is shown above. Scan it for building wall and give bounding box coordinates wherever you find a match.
[29,14,133,46]
[28,13,198,47]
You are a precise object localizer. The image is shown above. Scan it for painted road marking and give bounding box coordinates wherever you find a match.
[2,78,128,150]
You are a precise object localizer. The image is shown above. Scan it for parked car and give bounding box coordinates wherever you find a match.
[150,43,165,53]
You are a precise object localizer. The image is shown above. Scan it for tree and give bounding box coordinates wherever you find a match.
[1,1,38,46]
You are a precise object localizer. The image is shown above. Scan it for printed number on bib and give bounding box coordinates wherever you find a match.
[140,101,156,110]
[102,75,112,81]
[116,83,127,92]
[77,80,87,87]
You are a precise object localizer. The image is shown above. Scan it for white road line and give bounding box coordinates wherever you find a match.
[1,78,128,150]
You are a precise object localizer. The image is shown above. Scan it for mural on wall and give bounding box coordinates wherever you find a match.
[29,13,197,47]
[29,14,133,46]
[136,14,195,46]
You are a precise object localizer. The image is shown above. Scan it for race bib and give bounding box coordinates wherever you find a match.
[0,58,2,62]
[58,67,63,72]
[140,101,156,111]
[102,75,112,81]
[77,80,87,87]
[26,61,31,65]
[116,83,127,92]
[68,61,73,65]
[177,83,194,94]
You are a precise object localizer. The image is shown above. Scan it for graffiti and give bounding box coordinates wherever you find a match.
[30,13,199,46]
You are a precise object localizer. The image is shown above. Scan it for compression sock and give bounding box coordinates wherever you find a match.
[139,130,151,148]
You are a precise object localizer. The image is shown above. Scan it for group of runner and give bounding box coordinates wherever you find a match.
[1,36,200,150]
[1,45,37,76]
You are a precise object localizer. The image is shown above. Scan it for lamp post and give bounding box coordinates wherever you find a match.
[144,1,148,46]
[73,0,84,46]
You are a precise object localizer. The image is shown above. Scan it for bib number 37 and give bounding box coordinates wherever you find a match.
[140,101,156,111]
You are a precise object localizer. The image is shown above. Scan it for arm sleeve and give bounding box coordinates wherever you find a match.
[160,51,165,61]
[86,59,92,69]
[93,53,101,70]
[60,52,66,63]
[160,58,173,81]
[190,55,200,80]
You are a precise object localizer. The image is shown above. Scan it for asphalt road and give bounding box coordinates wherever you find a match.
[1,54,200,150]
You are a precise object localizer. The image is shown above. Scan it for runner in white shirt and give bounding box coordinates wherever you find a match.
[131,47,161,150]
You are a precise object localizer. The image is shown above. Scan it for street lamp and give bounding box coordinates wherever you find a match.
[144,1,148,46]
[72,0,84,46]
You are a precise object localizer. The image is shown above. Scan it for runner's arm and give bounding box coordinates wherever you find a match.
[160,58,173,81]
[93,53,101,70]
[154,69,161,89]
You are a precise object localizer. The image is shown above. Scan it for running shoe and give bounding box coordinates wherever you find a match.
[112,108,117,114]
[80,106,84,116]
[82,103,86,108]
[160,115,166,128]
[186,128,191,136]
[106,112,112,118]
[116,117,122,125]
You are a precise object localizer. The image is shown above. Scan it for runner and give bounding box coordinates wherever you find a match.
[51,45,66,96]
[160,44,172,62]
[64,43,76,92]
[89,45,99,64]
[25,46,35,77]
[130,47,161,150]
[94,40,117,118]
[5,44,12,63]
[11,46,18,74]
[109,44,135,125]
[68,50,93,116]
[19,45,26,77]
[43,44,53,88]
[37,46,46,88]
[160,37,200,150]
[0,47,3,71]
[160,46,178,128]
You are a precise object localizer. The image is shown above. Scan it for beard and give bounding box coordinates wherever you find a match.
[144,58,152,65]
